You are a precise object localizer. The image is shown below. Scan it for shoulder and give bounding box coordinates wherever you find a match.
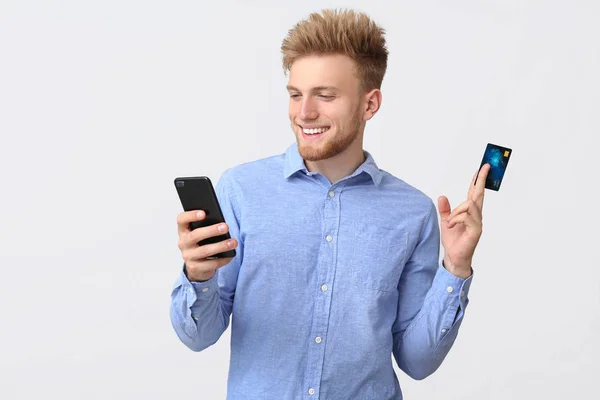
[217,151,285,192]
[378,169,436,215]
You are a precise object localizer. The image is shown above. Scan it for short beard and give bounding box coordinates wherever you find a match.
[296,109,362,162]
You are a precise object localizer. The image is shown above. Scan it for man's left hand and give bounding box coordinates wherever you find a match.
[437,164,491,279]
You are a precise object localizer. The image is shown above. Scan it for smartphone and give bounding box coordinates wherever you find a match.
[174,176,236,259]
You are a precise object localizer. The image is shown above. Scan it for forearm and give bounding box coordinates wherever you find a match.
[393,264,472,380]
[170,268,230,352]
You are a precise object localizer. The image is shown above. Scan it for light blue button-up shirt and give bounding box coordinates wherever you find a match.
[170,142,473,400]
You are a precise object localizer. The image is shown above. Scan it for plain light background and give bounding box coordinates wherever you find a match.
[1,0,598,399]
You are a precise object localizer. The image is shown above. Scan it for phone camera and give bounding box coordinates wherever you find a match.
[176,181,185,187]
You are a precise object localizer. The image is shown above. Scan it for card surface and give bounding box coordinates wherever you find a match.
[476,143,512,191]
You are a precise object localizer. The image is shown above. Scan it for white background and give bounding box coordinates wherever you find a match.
[1,0,598,399]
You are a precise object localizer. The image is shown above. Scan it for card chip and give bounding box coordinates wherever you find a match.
[504,151,510,157]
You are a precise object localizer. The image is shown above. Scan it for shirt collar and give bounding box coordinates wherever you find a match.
[283,142,383,186]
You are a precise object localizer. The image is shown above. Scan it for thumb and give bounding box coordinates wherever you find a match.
[438,196,451,219]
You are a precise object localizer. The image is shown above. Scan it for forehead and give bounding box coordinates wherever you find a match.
[288,54,360,91]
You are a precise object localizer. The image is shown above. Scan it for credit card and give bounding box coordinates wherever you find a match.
[475,143,512,191]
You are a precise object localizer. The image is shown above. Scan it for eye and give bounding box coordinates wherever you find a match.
[290,94,301,99]
[318,95,334,100]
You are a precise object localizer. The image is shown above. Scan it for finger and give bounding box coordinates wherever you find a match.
[448,199,482,221]
[468,170,478,198]
[193,238,238,260]
[447,202,482,227]
[177,210,206,235]
[189,221,230,244]
[472,164,490,209]
[447,212,477,229]
[474,164,490,192]
[446,200,471,221]
[190,256,235,272]
[437,196,451,219]
[448,213,483,234]
[447,212,468,229]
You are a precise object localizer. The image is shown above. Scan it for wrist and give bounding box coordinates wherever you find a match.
[184,264,216,282]
[443,257,472,279]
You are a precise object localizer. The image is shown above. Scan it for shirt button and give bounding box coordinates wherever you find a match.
[189,288,194,294]
[326,235,333,242]
[202,287,209,292]
[308,388,315,395]
[321,284,328,292]
[315,337,322,344]
[461,290,465,297]
[328,191,335,198]
[442,329,447,333]
[446,286,454,293]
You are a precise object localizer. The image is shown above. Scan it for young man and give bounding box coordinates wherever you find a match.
[171,8,490,400]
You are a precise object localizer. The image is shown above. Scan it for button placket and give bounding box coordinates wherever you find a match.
[304,185,344,398]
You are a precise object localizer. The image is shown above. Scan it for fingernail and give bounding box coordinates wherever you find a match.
[196,210,205,218]
[218,224,227,233]
[227,240,233,248]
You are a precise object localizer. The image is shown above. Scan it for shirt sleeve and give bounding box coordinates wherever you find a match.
[391,200,474,380]
[169,169,244,352]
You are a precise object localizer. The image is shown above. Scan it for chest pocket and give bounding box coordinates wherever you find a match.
[350,222,410,292]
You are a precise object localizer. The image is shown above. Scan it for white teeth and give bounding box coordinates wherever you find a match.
[303,127,329,135]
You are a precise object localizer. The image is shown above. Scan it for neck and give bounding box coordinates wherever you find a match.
[304,139,365,184]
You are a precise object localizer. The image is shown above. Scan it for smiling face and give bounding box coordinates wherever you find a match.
[287,54,366,162]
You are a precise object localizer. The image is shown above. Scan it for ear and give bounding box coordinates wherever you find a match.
[362,88,382,121]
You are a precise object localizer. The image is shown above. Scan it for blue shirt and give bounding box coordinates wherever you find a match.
[170,142,473,400]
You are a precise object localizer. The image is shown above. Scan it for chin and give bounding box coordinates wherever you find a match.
[293,124,355,161]
[297,140,344,162]
[299,148,327,162]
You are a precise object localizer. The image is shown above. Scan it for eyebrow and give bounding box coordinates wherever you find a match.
[286,85,341,93]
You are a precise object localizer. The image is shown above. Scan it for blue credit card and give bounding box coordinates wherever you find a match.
[476,143,512,191]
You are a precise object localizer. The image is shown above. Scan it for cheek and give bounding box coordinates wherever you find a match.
[288,102,299,118]
[327,103,353,122]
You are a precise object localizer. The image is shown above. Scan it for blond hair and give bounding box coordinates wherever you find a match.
[281,8,389,91]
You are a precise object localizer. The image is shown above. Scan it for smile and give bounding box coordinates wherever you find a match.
[301,126,330,135]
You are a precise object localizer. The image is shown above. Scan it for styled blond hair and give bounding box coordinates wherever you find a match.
[281,8,389,92]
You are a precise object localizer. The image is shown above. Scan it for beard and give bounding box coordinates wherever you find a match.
[294,108,363,162]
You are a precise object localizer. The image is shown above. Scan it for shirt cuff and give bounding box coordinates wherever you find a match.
[181,265,220,322]
[175,264,220,310]
[190,272,220,296]
[432,261,473,326]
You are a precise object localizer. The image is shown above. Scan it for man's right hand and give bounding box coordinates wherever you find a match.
[177,210,238,282]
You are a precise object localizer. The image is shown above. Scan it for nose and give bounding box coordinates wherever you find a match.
[299,98,318,120]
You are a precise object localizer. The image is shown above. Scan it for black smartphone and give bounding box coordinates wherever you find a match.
[174,176,236,259]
